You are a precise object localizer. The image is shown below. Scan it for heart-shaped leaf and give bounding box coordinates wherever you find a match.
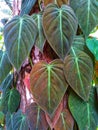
[0,74,13,94]
[69,88,98,130]
[45,99,63,129]
[4,15,38,70]
[30,59,68,116]
[6,110,29,130]
[0,51,12,84]
[54,108,74,130]
[86,38,98,60]
[70,0,98,37]
[1,88,21,114]
[26,103,49,130]
[43,4,78,59]
[44,0,69,7]
[32,13,46,51]
[64,48,93,101]
[20,0,36,15]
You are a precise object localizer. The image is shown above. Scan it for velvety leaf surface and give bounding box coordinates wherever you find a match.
[45,99,63,129]
[86,38,98,60]
[32,13,46,51]
[70,0,98,37]
[20,0,36,15]
[43,4,78,59]
[0,51,12,84]
[2,88,21,114]
[0,74,13,94]
[54,109,74,130]
[30,59,68,116]
[6,110,29,130]
[69,88,98,130]
[44,0,69,7]
[26,103,49,130]
[64,48,93,101]
[4,15,38,70]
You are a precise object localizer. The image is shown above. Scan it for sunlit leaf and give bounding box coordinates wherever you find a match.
[86,38,98,60]
[4,15,38,70]
[30,59,68,116]
[69,88,98,130]
[70,0,98,37]
[2,88,21,114]
[0,112,4,125]
[0,51,12,84]
[64,48,93,101]
[6,110,29,130]
[20,0,36,15]
[43,4,78,59]
[32,13,46,51]
[26,103,49,130]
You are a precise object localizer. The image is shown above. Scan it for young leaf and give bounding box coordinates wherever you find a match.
[44,0,69,7]
[1,88,21,114]
[64,48,93,101]
[54,109,74,130]
[70,0,98,37]
[20,0,36,15]
[45,99,63,129]
[4,15,38,71]
[69,88,98,130]
[0,51,12,84]
[43,4,78,59]
[6,110,29,130]
[26,103,49,130]
[86,38,98,60]
[30,59,68,116]
[32,13,46,51]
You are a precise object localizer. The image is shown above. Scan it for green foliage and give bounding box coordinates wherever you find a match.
[1,0,98,129]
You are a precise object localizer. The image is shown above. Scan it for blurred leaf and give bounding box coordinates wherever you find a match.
[26,103,49,130]
[69,88,98,130]
[0,74,13,94]
[20,0,36,15]
[32,13,46,51]
[6,110,29,130]
[86,38,98,60]
[0,51,12,84]
[64,48,93,101]
[4,15,38,70]
[0,112,4,125]
[30,59,68,116]
[43,4,78,59]
[70,0,98,37]
[2,88,20,114]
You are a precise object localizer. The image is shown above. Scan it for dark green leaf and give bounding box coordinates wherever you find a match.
[69,88,98,130]
[64,48,93,101]
[4,15,38,70]
[0,74,13,94]
[70,0,98,37]
[86,38,98,60]
[6,110,29,130]
[0,51,12,84]
[26,103,49,130]
[32,13,46,51]
[30,59,68,116]
[20,0,36,15]
[43,4,78,59]
[2,88,21,114]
